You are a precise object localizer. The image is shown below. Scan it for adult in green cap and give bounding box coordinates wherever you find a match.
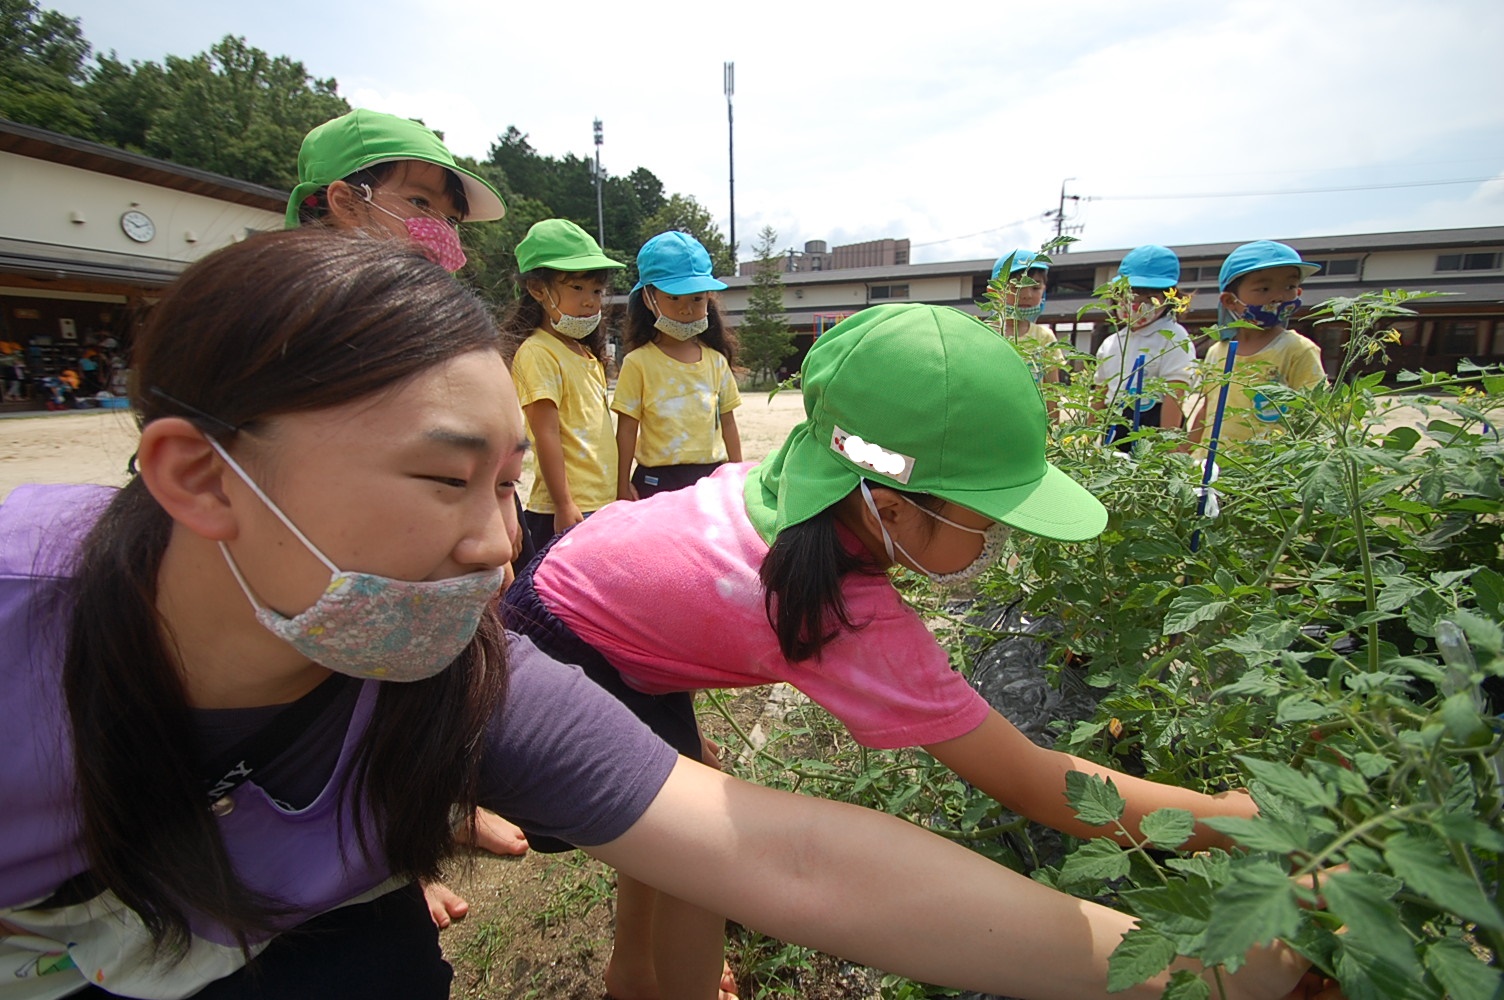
[500,220,626,561]
[498,303,1264,1000]
[286,108,505,273]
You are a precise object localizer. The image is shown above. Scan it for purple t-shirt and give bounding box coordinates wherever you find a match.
[0,484,676,993]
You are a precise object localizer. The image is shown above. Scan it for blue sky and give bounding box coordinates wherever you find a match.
[47,0,1504,264]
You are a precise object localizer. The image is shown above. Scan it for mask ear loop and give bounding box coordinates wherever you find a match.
[205,437,342,577]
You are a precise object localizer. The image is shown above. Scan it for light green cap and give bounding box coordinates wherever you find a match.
[285,108,505,229]
[744,303,1106,543]
[516,219,624,273]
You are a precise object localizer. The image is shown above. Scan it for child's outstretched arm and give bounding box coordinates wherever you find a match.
[924,710,1256,851]
[615,414,640,501]
[523,399,584,531]
[720,410,742,464]
[591,757,1311,1000]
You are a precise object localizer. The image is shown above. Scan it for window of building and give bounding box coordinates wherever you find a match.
[869,284,909,300]
[1435,252,1502,272]
[1178,265,1219,284]
[1306,257,1361,279]
[1429,320,1480,356]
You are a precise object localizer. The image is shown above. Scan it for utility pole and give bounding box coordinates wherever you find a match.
[592,118,605,247]
[1045,178,1085,248]
[724,61,736,266]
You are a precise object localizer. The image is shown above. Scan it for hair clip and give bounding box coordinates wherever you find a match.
[149,386,240,434]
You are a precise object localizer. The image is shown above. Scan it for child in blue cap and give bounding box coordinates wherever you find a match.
[1093,245,1198,447]
[613,231,743,500]
[1190,240,1326,444]
[990,250,1065,391]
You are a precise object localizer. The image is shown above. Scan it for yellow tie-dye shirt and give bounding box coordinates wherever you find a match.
[611,342,741,467]
[511,329,616,513]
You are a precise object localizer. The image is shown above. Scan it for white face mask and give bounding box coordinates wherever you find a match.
[860,482,1011,587]
[209,438,504,681]
[545,289,602,339]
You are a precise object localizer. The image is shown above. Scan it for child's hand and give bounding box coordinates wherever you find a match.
[618,484,639,502]
[554,503,585,534]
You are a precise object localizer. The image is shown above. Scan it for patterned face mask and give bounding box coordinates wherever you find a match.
[545,289,602,339]
[860,482,1011,587]
[1237,297,1302,329]
[208,438,504,681]
[361,185,468,273]
[1002,302,1045,324]
[647,291,709,340]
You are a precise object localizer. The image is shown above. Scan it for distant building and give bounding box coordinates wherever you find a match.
[716,226,1504,378]
[738,237,910,276]
[1,118,283,410]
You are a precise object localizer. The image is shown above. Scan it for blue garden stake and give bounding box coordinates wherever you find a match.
[1129,351,1149,435]
[1190,339,1239,553]
[1104,353,1148,447]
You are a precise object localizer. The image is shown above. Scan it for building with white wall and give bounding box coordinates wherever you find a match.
[1,118,284,410]
[716,226,1504,377]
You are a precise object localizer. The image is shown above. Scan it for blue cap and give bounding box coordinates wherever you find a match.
[1218,240,1321,292]
[991,249,1049,281]
[1117,245,1180,290]
[632,231,728,295]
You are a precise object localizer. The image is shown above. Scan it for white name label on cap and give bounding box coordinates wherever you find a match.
[831,426,914,484]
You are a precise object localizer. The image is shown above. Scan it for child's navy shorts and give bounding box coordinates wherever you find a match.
[501,542,702,853]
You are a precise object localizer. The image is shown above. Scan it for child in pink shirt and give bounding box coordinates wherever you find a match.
[503,303,1263,1000]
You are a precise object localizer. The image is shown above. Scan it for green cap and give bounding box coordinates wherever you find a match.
[744,303,1106,543]
[516,219,625,273]
[285,108,506,229]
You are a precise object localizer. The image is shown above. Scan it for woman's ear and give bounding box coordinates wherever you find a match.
[324,179,369,229]
[136,418,240,541]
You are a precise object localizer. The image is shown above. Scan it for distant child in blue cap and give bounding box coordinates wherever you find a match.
[1189,240,1326,444]
[614,231,743,501]
[1093,245,1198,447]
[990,250,1065,389]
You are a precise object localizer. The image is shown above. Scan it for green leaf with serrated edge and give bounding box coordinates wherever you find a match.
[1473,566,1504,618]
[1453,607,1503,655]
[1435,812,1504,852]
[1275,696,1331,724]
[1065,771,1126,825]
[1384,833,1504,931]
[1305,760,1369,798]
[1423,936,1503,1000]
[1202,816,1307,854]
[1352,752,1391,778]
[1239,755,1335,809]
[1119,879,1214,944]
[1200,862,1301,971]
[1106,927,1177,993]
[1163,590,1231,635]
[1164,853,1232,886]
[1441,690,1490,745]
[1212,673,1281,698]
[1323,871,1421,979]
[1058,838,1131,887]
[1334,946,1435,1000]
[1139,808,1197,850]
[1161,969,1211,1000]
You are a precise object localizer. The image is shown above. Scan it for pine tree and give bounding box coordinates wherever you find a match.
[738,226,796,385]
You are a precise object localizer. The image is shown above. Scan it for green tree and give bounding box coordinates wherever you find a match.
[0,0,95,136]
[637,193,734,281]
[145,36,348,189]
[84,51,167,151]
[738,226,796,385]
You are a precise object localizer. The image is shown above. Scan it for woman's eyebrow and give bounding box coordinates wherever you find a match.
[423,428,491,453]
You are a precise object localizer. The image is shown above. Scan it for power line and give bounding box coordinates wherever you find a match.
[910,216,1039,249]
[1097,176,1496,202]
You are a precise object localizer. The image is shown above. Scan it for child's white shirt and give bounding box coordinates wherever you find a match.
[1094,315,1197,409]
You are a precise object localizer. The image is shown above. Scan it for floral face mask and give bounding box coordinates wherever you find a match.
[208,438,504,681]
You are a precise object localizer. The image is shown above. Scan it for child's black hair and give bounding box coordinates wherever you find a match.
[759,482,944,662]
[499,269,614,365]
[296,162,470,226]
[625,287,739,368]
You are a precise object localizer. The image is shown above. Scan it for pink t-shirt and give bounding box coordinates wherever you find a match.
[533,463,991,749]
